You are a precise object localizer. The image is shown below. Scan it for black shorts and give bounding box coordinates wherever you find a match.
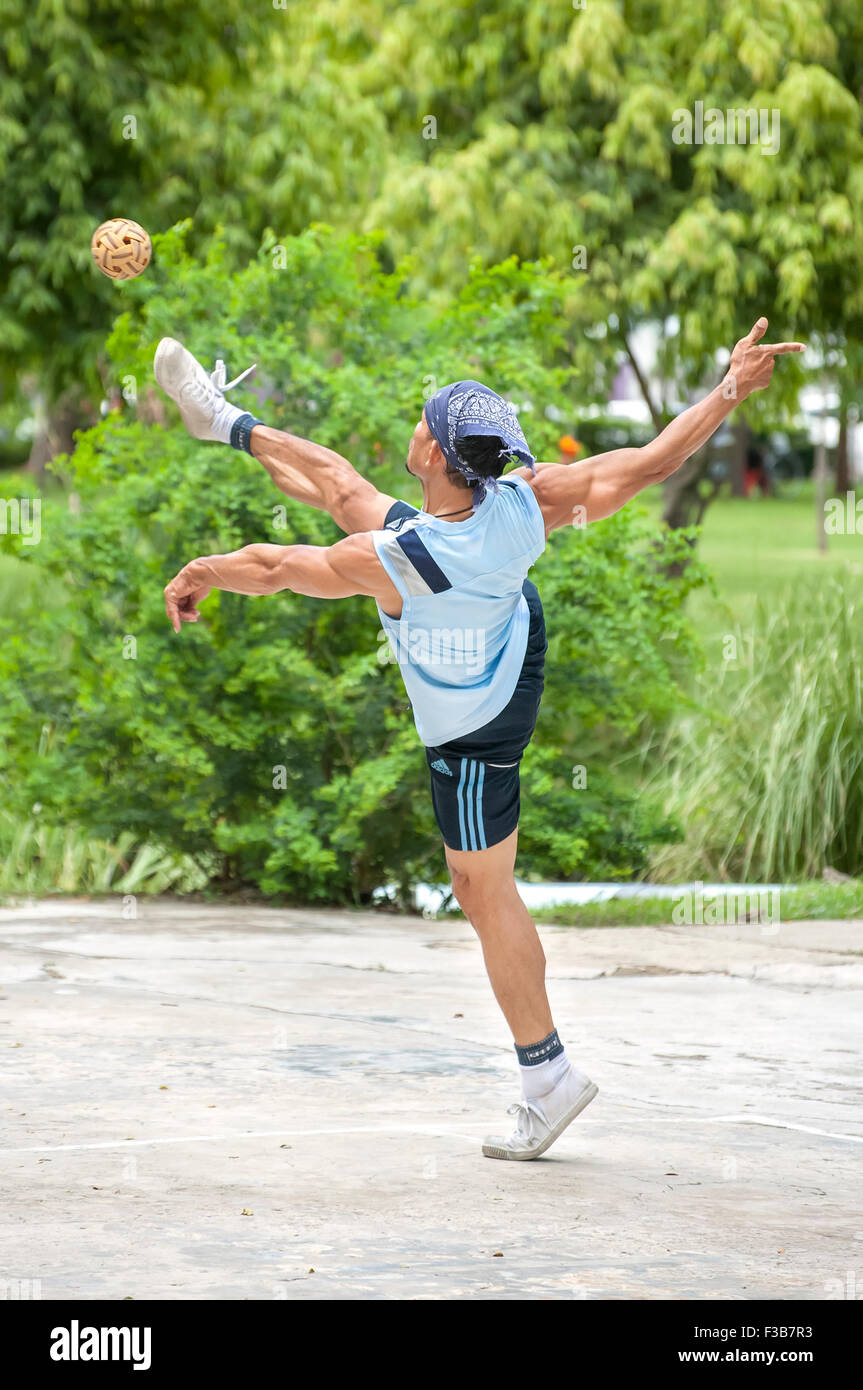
[384,500,547,854]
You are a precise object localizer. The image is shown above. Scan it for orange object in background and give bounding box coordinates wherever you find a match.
[558,435,583,462]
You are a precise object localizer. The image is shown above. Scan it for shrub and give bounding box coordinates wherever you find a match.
[648,578,863,881]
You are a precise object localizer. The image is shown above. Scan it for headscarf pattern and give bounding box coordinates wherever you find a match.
[423,380,536,504]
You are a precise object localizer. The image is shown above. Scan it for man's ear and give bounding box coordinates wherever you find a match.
[427,438,446,469]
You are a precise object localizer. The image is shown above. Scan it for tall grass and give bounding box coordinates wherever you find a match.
[0,813,211,897]
[647,577,863,881]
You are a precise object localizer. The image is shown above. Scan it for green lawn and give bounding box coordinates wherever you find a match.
[642,482,863,640]
[532,881,863,927]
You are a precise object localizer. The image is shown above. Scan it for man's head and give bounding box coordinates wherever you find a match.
[408,380,536,504]
[405,412,509,494]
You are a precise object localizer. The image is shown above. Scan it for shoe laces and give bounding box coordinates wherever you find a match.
[179,357,257,412]
[210,359,256,391]
[506,1098,545,1141]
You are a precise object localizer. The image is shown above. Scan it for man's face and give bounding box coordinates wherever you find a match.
[405,411,436,477]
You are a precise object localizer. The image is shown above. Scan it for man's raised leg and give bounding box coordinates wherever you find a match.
[153,337,397,534]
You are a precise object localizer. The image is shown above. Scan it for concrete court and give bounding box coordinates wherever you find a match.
[0,898,861,1302]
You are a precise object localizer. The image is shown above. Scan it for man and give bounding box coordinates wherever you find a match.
[156,318,802,1160]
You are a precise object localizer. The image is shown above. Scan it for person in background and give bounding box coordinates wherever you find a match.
[744,444,771,497]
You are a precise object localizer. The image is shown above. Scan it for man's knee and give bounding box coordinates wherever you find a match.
[449,861,516,920]
[449,864,473,914]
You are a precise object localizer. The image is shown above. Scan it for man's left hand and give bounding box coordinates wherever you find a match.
[164,563,211,634]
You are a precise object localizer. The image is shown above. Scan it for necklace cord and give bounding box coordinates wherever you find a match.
[431,504,474,519]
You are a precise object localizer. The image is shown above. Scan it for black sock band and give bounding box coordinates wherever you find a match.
[515,1028,564,1066]
[230,413,266,454]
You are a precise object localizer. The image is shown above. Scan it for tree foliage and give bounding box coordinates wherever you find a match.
[0,0,384,405]
[291,0,863,420]
[9,0,860,425]
[0,1,253,395]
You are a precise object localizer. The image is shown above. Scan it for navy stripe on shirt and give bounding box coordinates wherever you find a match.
[395,529,453,594]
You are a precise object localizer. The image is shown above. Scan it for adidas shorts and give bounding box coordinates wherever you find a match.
[383,501,547,853]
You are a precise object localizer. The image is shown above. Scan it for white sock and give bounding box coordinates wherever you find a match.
[213,399,245,445]
[517,1035,571,1101]
[520,1050,570,1100]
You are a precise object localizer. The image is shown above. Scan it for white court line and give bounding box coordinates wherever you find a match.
[601,1113,863,1143]
[0,1125,488,1154]
[700,1114,863,1143]
[0,1114,860,1155]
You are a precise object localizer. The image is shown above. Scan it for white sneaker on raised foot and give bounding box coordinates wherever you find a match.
[482,1065,598,1161]
[153,338,257,443]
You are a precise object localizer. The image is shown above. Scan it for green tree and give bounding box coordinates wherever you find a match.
[293,0,863,520]
[0,0,252,461]
[0,1,385,468]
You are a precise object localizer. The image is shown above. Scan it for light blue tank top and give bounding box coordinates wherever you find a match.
[371,477,546,747]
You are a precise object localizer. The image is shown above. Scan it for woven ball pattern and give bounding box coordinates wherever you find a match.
[90,218,152,280]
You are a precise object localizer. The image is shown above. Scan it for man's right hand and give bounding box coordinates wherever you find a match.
[725,317,805,400]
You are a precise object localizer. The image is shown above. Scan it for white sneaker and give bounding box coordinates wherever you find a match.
[153,338,256,442]
[482,1065,598,1161]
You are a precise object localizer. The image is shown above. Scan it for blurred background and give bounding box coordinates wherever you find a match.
[1,0,861,912]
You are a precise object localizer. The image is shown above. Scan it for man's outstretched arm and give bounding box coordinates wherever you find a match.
[518,318,804,532]
[248,426,398,536]
[163,532,403,632]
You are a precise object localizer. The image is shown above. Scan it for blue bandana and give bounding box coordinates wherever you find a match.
[423,380,536,505]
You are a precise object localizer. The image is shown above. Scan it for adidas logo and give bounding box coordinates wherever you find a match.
[430,758,453,776]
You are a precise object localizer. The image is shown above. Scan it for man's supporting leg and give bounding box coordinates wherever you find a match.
[445,827,554,1047]
[446,825,597,1159]
[248,425,397,535]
